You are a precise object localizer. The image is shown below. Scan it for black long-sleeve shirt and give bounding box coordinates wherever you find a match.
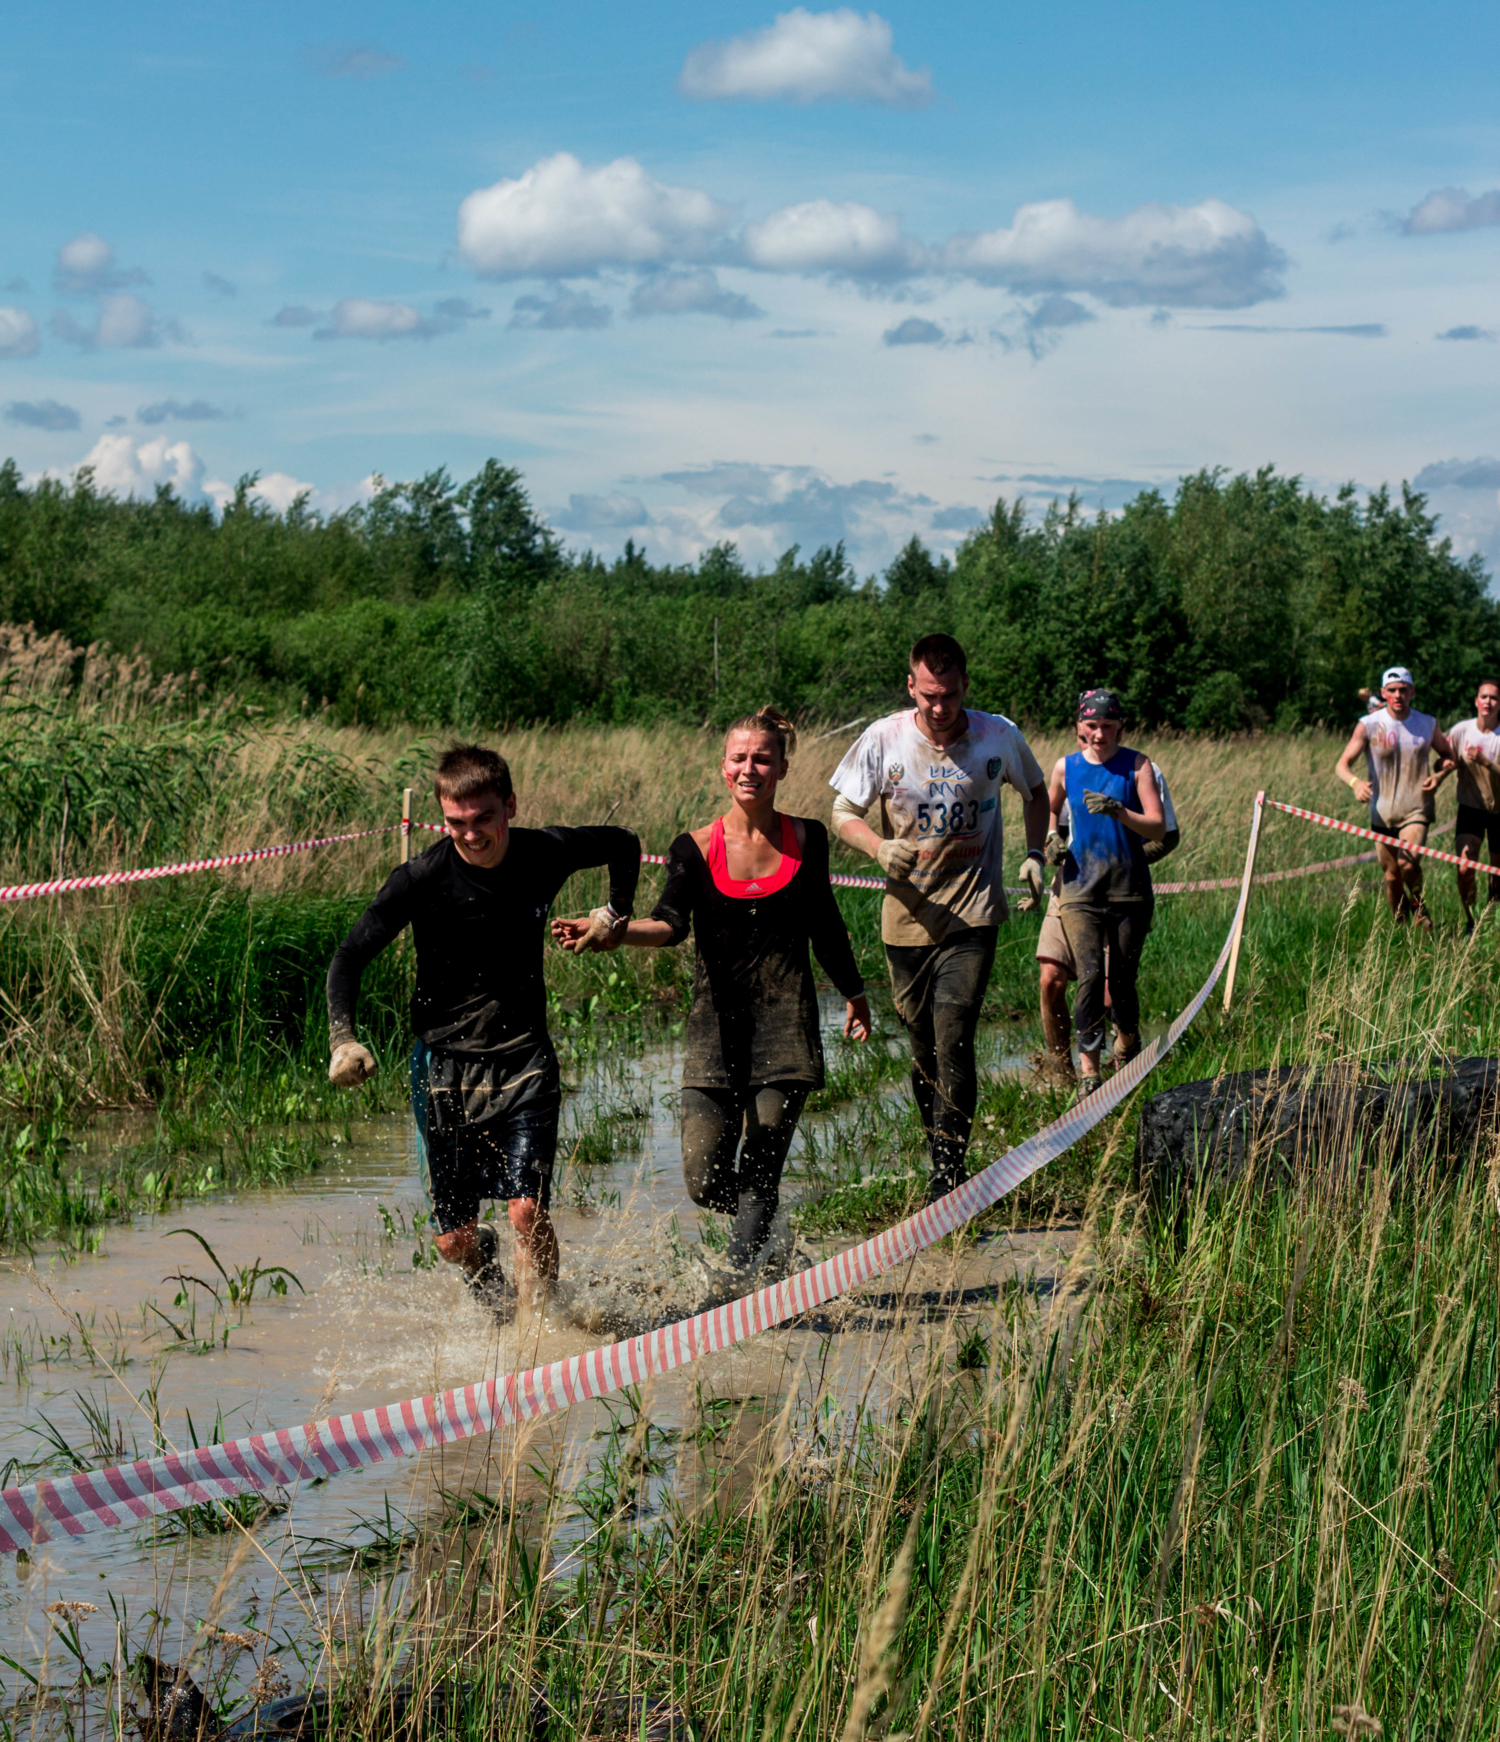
[327,826,640,1107]
[652,817,864,1091]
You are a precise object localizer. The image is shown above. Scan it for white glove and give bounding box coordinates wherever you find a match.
[570,907,627,955]
[329,1039,376,1087]
[875,837,920,881]
[1017,855,1045,913]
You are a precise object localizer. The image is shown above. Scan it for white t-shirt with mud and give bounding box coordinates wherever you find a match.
[830,708,1046,946]
[1362,707,1437,830]
[1447,718,1500,814]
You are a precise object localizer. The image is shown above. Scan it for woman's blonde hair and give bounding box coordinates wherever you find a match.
[724,706,797,762]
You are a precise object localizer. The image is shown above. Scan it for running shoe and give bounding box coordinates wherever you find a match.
[1072,1074,1104,1107]
[463,1223,512,1312]
[1111,1034,1141,1073]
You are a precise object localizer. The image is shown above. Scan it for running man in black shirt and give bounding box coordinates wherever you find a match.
[326,744,640,1307]
[553,709,870,1274]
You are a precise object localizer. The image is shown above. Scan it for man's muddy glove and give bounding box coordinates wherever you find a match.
[875,837,919,881]
[1017,854,1045,913]
[1043,829,1067,867]
[329,1039,376,1087]
[1083,789,1123,818]
[568,907,627,955]
[1141,829,1180,865]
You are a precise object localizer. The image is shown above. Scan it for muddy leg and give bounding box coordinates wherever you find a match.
[681,1087,743,1214]
[726,1084,808,1268]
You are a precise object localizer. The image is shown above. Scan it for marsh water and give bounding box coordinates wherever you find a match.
[0,1005,1081,1705]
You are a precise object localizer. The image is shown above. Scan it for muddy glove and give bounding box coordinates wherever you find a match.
[329,1039,376,1087]
[1043,828,1067,867]
[1141,828,1180,865]
[875,837,920,881]
[1016,854,1045,913]
[569,906,627,955]
[1083,789,1123,819]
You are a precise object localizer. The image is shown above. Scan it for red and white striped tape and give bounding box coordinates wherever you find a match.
[0,825,402,905]
[1267,800,1492,875]
[0,796,1267,1553]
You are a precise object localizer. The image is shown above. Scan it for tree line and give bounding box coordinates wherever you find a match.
[0,456,1493,733]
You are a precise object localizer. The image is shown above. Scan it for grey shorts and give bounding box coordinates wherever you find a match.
[411,1040,557,1232]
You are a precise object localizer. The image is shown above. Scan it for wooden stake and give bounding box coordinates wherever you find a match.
[401,787,413,864]
[1222,790,1266,1012]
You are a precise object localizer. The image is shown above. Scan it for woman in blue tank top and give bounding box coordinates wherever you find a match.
[1045,689,1165,1097]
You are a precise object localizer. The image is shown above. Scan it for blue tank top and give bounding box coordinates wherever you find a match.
[1061,748,1151,903]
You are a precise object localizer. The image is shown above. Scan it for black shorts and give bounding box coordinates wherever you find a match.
[411,1041,557,1232]
[1455,804,1500,863]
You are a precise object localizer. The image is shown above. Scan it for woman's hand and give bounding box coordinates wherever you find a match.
[844,995,873,1042]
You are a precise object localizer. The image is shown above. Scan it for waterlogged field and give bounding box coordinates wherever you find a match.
[4,649,1500,1735]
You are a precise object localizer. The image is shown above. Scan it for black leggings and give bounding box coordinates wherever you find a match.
[681,1082,808,1267]
[1060,900,1154,1054]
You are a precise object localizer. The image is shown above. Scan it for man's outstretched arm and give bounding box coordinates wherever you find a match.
[327,870,414,1084]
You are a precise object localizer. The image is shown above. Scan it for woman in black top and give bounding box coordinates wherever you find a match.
[554,709,871,1271]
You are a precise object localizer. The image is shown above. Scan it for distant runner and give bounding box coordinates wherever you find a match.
[1334,665,1456,929]
[326,744,640,1311]
[1037,726,1180,1084]
[555,709,870,1275]
[829,634,1048,1201]
[1045,690,1165,1097]
[1447,679,1500,931]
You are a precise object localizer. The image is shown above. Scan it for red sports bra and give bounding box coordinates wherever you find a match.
[707,814,802,898]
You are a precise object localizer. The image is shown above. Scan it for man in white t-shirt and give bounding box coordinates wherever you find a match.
[829,633,1049,1201]
[1035,740,1180,1083]
[1446,678,1500,931]
[1334,664,1456,929]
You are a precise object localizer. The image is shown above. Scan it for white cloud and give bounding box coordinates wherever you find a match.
[882,316,944,346]
[96,293,163,347]
[456,152,734,278]
[943,197,1286,308]
[741,199,924,277]
[53,232,148,294]
[314,298,424,341]
[52,293,176,349]
[1401,188,1500,236]
[202,471,380,517]
[0,307,40,357]
[293,297,487,341]
[74,434,205,499]
[509,289,613,329]
[679,8,934,106]
[553,493,649,531]
[137,398,229,425]
[628,269,763,320]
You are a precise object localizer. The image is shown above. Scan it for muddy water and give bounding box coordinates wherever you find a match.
[0,1017,1080,1697]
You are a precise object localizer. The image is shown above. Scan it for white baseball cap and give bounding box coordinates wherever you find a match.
[1381,665,1414,688]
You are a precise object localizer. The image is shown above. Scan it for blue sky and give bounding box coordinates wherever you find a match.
[2,0,1498,575]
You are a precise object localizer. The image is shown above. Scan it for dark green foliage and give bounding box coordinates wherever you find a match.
[0,456,1493,732]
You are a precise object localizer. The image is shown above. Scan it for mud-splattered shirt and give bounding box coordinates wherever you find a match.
[1362,707,1437,830]
[652,818,864,1091]
[1446,718,1500,814]
[829,708,1046,946]
[327,827,640,1111]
